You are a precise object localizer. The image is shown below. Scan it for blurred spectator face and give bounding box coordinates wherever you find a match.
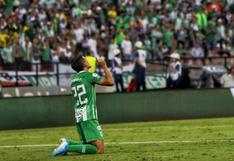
[195,43,200,48]
[178,43,183,49]
[44,39,49,47]
[0,0,4,6]
[25,37,30,43]
[0,18,6,29]
[33,38,38,44]
[3,28,9,35]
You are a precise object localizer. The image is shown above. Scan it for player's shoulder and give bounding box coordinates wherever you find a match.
[79,71,92,78]
[71,71,88,79]
[72,71,101,82]
[71,72,81,78]
[71,73,81,83]
[80,71,100,79]
[91,72,100,78]
[86,72,102,83]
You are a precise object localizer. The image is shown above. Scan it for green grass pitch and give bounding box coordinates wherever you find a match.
[1,117,234,161]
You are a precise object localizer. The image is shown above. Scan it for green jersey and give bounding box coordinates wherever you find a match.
[71,71,102,123]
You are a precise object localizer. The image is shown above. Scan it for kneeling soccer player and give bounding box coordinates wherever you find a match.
[51,56,114,156]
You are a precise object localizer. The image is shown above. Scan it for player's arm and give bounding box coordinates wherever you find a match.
[97,57,114,86]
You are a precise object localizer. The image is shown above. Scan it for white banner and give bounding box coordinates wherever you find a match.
[230,88,234,99]
[0,71,55,87]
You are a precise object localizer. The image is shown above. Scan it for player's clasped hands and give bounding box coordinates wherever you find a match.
[97,57,107,68]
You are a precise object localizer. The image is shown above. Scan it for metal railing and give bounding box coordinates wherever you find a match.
[0,55,233,87]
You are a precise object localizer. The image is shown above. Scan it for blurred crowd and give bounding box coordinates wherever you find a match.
[0,0,234,89]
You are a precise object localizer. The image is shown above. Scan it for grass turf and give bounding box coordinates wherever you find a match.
[1,117,234,161]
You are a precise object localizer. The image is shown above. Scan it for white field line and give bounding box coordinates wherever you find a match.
[104,124,234,131]
[0,144,57,148]
[0,139,234,149]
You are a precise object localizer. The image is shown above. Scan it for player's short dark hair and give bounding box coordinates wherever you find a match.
[71,55,85,72]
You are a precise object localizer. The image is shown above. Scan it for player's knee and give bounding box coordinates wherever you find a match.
[97,146,104,154]
[90,140,104,154]
[96,142,104,154]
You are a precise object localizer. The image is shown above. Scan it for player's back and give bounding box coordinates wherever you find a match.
[71,71,101,122]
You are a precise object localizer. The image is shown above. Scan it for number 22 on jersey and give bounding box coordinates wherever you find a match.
[72,84,88,106]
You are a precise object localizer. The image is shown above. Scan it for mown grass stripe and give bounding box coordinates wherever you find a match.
[0,139,233,148]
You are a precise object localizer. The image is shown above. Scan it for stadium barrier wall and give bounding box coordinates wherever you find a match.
[0,86,113,98]
[0,88,234,129]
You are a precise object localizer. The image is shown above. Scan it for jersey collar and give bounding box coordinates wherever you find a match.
[79,71,85,73]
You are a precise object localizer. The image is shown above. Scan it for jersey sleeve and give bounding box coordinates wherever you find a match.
[86,72,102,84]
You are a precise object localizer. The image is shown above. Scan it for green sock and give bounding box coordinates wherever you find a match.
[68,144,97,154]
[67,139,82,145]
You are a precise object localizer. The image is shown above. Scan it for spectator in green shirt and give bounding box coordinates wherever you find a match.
[144,35,152,61]
[41,39,52,71]
[176,42,187,56]
[3,0,13,14]
[163,25,173,52]
[114,30,125,45]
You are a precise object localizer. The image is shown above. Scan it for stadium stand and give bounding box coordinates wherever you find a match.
[0,0,233,89]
